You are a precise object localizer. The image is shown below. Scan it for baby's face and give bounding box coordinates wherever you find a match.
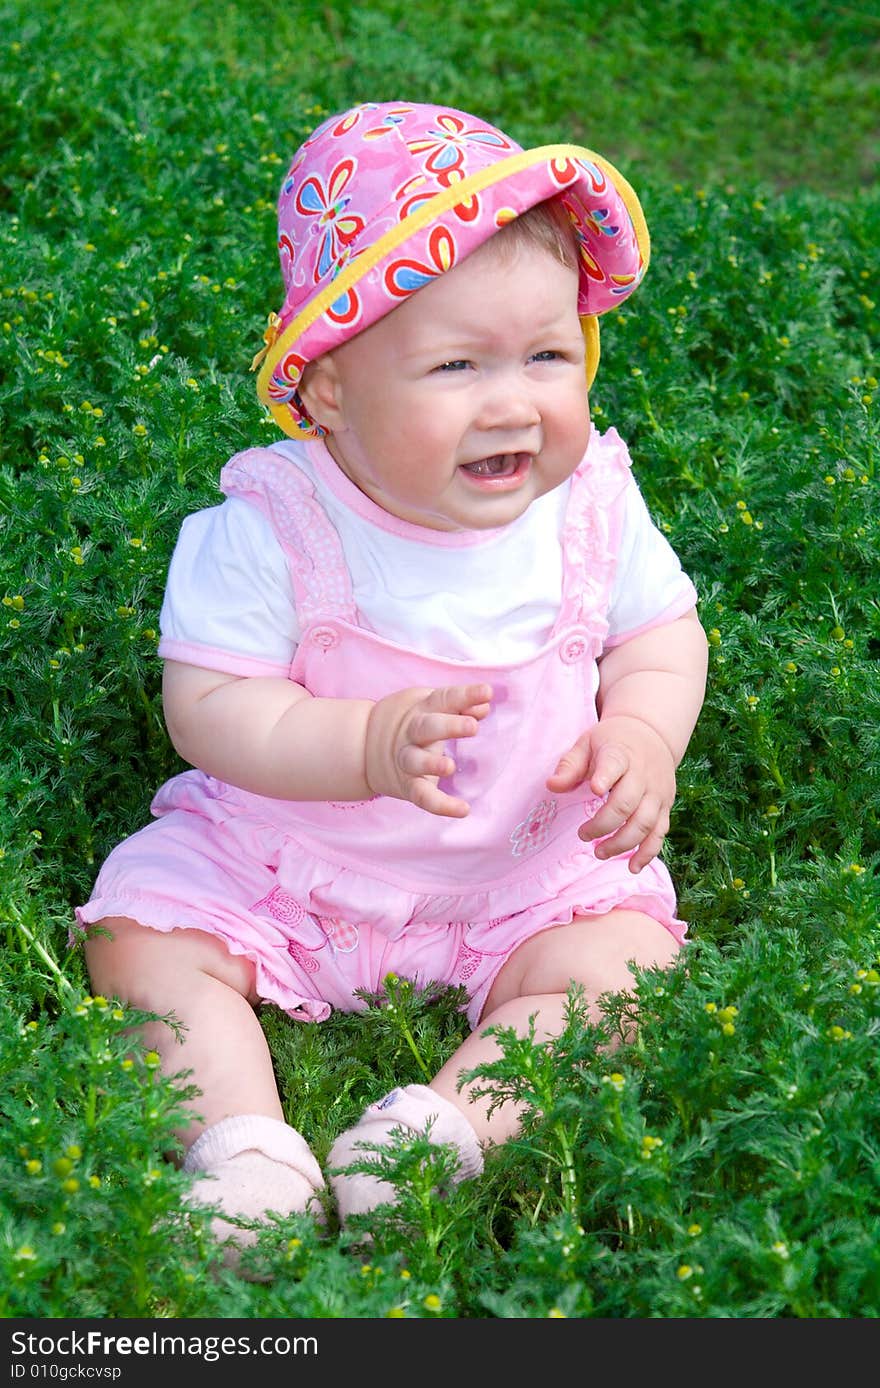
[307,234,590,532]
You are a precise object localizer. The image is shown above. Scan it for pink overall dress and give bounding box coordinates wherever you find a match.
[76,430,687,1028]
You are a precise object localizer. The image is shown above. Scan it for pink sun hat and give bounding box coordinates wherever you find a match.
[253,101,650,438]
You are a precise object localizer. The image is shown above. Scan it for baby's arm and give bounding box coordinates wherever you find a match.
[162,660,492,818]
[546,610,708,871]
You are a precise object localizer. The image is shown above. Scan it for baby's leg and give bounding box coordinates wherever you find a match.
[84,915,281,1145]
[431,908,680,1145]
[328,916,671,1221]
[85,916,324,1253]
[329,910,678,1221]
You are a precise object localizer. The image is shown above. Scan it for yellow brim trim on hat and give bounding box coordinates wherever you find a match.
[257,143,649,430]
[582,315,600,391]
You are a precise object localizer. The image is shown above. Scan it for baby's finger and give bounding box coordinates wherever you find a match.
[546,735,591,792]
[409,710,481,746]
[426,683,493,716]
[627,825,667,874]
[577,781,643,843]
[397,744,455,780]
[408,778,471,819]
[461,697,493,721]
[588,742,630,797]
[591,795,665,860]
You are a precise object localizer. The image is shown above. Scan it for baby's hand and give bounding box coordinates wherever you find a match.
[365,683,492,817]
[547,716,677,872]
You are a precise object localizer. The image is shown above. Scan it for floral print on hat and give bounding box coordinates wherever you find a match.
[254,101,649,438]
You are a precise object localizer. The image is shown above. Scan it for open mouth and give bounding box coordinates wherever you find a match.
[459,453,529,482]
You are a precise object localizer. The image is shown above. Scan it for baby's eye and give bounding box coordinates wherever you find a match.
[529,350,561,363]
[434,359,471,372]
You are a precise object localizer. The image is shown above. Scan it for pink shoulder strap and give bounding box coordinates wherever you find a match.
[559,427,632,629]
[219,447,357,627]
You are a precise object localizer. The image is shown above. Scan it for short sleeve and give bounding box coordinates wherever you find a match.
[158,497,300,677]
[604,477,698,647]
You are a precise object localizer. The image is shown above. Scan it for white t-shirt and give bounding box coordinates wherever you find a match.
[159,438,696,675]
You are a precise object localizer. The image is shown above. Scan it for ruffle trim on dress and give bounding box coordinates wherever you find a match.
[219,446,358,629]
[72,893,331,1022]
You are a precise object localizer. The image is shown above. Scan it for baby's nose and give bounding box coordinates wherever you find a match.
[477,379,541,431]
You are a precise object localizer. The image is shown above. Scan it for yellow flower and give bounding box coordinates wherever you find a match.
[423,1293,442,1312]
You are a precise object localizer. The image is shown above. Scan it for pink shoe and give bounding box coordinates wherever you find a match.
[327,1084,483,1223]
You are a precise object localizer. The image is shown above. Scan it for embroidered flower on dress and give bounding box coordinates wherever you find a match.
[251,885,307,926]
[509,799,558,856]
[455,944,482,980]
[287,939,322,974]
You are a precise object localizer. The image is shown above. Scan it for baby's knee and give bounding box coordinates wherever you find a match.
[493,909,680,1009]
[83,915,257,1007]
[558,910,680,993]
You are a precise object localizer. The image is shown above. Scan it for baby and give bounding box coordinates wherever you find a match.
[76,101,708,1254]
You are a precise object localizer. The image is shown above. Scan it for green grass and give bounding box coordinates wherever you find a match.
[1,0,879,1316]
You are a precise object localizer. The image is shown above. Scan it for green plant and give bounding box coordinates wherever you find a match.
[1,0,878,1318]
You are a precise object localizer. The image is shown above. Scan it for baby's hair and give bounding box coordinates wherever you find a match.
[487,197,580,273]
